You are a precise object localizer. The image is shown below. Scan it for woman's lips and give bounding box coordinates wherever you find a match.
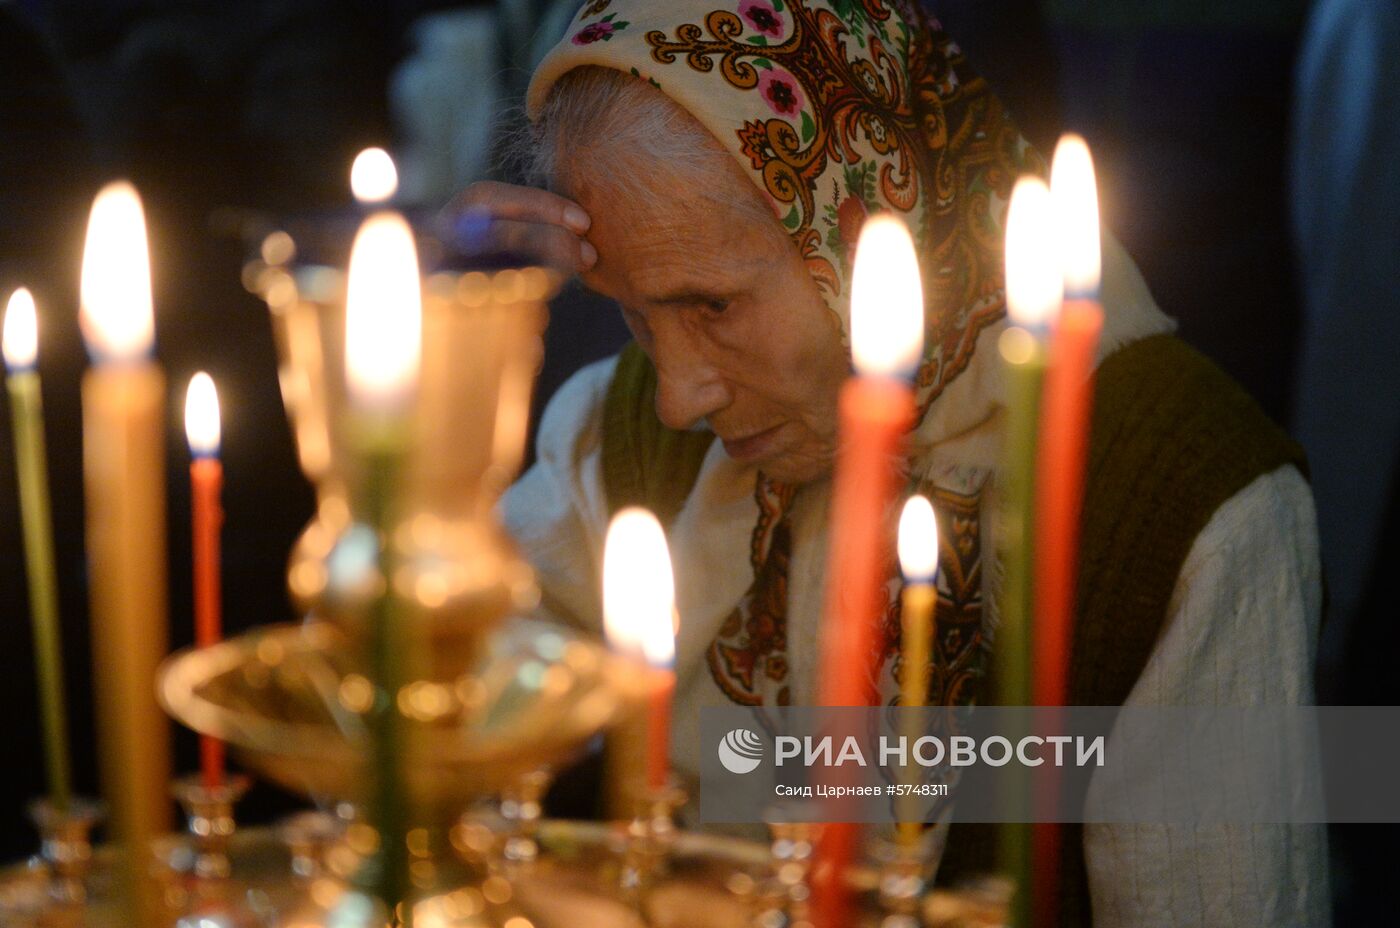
[721,423,785,463]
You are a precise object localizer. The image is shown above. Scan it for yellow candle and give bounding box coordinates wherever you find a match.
[897,495,939,845]
[4,288,73,811]
[79,181,171,924]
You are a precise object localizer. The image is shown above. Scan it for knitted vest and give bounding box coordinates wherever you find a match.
[600,334,1308,925]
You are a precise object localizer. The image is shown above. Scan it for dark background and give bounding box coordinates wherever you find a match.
[0,1,1394,923]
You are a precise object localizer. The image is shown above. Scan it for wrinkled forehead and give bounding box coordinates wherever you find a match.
[575,174,787,298]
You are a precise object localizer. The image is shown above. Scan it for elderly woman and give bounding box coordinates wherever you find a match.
[469,1,1329,924]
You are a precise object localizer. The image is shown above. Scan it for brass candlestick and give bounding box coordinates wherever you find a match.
[29,797,104,909]
[247,243,554,683]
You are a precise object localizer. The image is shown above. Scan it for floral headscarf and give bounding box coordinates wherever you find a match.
[528,0,1037,421]
[527,0,1038,707]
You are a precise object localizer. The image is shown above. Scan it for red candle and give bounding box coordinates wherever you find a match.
[1031,134,1105,928]
[603,507,678,797]
[814,215,924,928]
[1032,301,1101,709]
[185,372,225,789]
[647,670,676,792]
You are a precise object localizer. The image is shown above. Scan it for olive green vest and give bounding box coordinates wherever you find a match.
[600,333,1307,925]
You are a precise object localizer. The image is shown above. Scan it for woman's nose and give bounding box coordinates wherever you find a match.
[652,339,731,431]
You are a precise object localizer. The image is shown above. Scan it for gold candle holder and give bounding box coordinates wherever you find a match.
[170,773,250,882]
[617,780,687,916]
[498,767,553,866]
[247,241,554,682]
[28,796,104,909]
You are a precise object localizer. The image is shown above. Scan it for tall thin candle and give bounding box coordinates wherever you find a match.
[814,215,923,928]
[185,372,225,789]
[1035,134,1104,710]
[603,507,678,795]
[1032,134,1106,928]
[345,207,422,917]
[998,176,1062,928]
[896,494,939,845]
[4,288,72,811]
[80,180,171,925]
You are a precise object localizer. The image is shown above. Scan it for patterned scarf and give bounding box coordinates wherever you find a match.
[528,0,1037,707]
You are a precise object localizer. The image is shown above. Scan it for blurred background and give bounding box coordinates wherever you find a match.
[0,0,1395,922]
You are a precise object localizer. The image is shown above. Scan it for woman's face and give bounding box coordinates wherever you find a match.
[575,175,850,484]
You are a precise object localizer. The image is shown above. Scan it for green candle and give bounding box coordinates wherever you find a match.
[4,288,73,812]
[344,209,423,920]
[358,437,411,918]
[997,328,1044,710]
[997,177,1063,927]
[997,327,1043,928]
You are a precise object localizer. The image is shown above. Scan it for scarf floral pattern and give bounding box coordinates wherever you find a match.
[530,0,1036,708]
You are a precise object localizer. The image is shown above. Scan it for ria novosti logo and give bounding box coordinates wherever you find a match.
[718,728,765,774]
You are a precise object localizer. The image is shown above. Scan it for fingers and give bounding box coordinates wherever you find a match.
[451,181,591,233]
[484,218,597,273]
[444,181,597,272]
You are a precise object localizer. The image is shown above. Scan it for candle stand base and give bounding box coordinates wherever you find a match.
[617,782,686,918]
[874,831,934,928]
[756,816,821,928]
[498,767,553,867]
[29,797,104,910]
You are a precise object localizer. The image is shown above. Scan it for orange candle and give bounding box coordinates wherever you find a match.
[603,507,678,798]
[80,180,171,925]
[185,372,225,789]
[1031,134,1105,928]
[814,215,924,928]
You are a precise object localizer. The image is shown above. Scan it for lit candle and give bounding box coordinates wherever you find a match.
[896,494,939,845]
[814,215,923,928]
[351,147,399,206]
[1032,133,1105,928]
[344,207,421,916]
[819,213,923,707]
[1036,134,1104,709]
[4,288,73,812]
[603,507,678,795]
[998,176,1062,928]
[79,180,171,923]
[185,372,225,789]
[998,176,1060,707]
[897,494,939,708]
[346,211,421,415]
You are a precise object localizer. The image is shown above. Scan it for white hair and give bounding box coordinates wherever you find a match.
[511,66,776,226]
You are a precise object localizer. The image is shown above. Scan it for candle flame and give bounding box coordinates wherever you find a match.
[345,211,422,410]
[898,494,939,583]
[603,507,677,668]
[1051,134,1102,299]
[1004,177,1063,330]
[351,148,399,204]
[80,181,155,363]
[184,371,221,456]
[850,214,924,379]
[3,288,38,372]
